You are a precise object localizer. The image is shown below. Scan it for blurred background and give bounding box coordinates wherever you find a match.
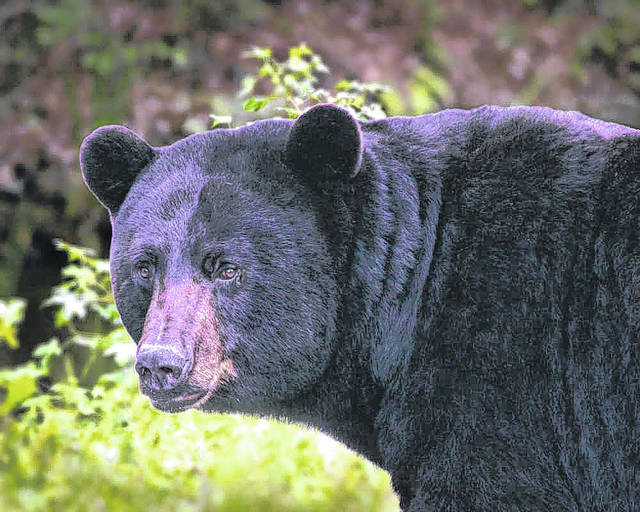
[1,1,639,510]
[1,0,640,364]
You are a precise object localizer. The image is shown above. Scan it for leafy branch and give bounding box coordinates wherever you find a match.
[230,43,390,123]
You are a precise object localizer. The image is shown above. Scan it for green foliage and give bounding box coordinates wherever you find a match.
[189,43,448,133]
[175,0,268,32]
[43,240,117,329]
[524,0,640,96]
[0,242,399,511]
[577,0,640,94]
[0,298,26,350]
[35,0,186,129]
[238,44,391,121]
[0,361,42,417]
[408,66,451,115]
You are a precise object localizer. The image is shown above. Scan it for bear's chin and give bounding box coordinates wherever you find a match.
[148,391,209,413]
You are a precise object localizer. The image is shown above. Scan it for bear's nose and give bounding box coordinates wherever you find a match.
[135,346,189,391]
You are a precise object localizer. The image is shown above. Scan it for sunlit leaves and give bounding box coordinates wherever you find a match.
[0,362,43,415]
[0,298,26,349]
[102,327,136,367]
[409,66,450,115]
[45,287,90,326]
[242,96,271,112]
[42,240,113,327]
[1,367,398,510]
[32,338,62,374]
[236,44,392,122]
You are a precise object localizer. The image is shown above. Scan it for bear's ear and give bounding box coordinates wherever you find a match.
[285,104,363,185]
[80,125,156,214]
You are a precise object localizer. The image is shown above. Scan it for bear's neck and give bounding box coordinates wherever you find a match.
[340,135,443,385]
[279,136,443,463]
[278,336,384,463]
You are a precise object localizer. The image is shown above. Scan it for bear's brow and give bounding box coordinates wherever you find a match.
[129,244,158,259]
[129,242,170,259]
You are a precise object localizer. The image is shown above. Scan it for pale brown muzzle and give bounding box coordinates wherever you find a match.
[135,281,236,395]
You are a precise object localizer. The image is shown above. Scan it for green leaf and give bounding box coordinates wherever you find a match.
[62,264,98,291]
[172,48,188,67]
[0,297,26,348]
[94,259,110,275]
[104,341,136,367]
[277,107,301,119]
[289,43,312,59]
[0,362,43,414]
[70,334,101,349]
[309,89,331,103]
[209,114,233,129]
[43,287,89,323]
[98,326,130,349]
[258,61,278,78]
[54,239,95,262]
[33,337,62,373]
[334,80,354,91]
[282,73,301,91]
[51,382,95,415]
[90,302,121,323]
[287,56,310,74]
[311,55,329,74]
[243,96,271,112]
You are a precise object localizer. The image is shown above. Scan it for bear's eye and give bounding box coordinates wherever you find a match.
[135,261,153,281]
[218,264,239,281]
[202,255,240,282]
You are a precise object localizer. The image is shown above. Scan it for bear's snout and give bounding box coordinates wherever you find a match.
[133,280,236,409]
[135,345,191,392]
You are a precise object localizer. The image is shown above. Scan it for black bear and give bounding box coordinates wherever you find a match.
[80,104,640,511]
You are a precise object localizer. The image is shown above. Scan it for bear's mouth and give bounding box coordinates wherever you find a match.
[149,391,207,412]
[147,384,227,412]
[139,358,237,412]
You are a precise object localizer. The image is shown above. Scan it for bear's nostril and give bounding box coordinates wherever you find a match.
[135,363,151,377]
[135,346,189,391]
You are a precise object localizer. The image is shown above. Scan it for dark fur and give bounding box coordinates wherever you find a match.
[81,105,640,511]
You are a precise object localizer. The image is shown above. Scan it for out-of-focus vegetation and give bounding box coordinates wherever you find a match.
[35,0,186,132]
[0,298,26,350]
[523,0,640,95]
[184,43,398,134]
[577,1,640,94]
[240,44,390,120]
[0,242,399,512]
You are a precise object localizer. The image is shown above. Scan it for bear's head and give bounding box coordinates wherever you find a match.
[80,104,363,413]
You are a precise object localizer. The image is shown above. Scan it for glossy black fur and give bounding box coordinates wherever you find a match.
[81,105,640,511]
